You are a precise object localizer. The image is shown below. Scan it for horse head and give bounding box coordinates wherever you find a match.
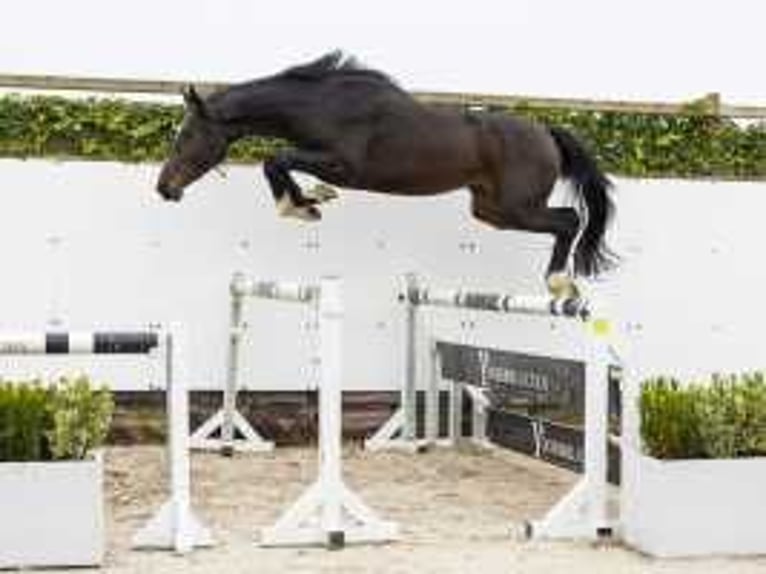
[156,86,230,201]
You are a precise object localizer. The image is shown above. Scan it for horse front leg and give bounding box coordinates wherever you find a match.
[262,150,348,222]
[304,182,339,204]
[263,154,321,221]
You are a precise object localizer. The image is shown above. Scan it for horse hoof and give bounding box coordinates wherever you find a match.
[295,205,321,221]
[546,273,580,300]
[277,198,322,221]
[306,183,339,203]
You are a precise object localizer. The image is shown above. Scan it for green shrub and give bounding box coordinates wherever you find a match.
[48,375,114,460]
[0,381,53,461]
[640,372,766,459]
[0,376,113,462]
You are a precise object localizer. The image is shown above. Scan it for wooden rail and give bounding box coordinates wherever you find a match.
[0,73,763,118]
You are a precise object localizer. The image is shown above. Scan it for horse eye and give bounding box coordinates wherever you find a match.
[168,126,186,150]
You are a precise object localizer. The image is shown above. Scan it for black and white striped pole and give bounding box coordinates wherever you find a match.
[0,331,160,355]
[0,328,213,554]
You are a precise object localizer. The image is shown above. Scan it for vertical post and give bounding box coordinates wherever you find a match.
[261,276,398,547]
[525,320,614,540]
[403,273,419,443]
[425,340,441,446]
[222,284,244,456]
[164,328,193,554]
[472,389,487,445]
[449,381,464,445]
[318,277,344,549]
[620,350,640,545]
[583,335,610,534]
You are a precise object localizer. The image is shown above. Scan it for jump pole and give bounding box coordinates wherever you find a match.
[228,276,397,548]
[366,273,591,451]
[190,273,276,454]
[0,328,213,554]
[366,273,611,541]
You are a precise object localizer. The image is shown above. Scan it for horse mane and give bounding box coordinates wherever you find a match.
[205,51,406,124]
[279,51,399,87]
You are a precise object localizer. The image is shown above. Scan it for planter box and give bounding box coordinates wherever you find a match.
[0,453,104,568]
[624,454,766,557]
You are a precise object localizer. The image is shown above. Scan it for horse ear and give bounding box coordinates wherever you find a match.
[183,85,208,118]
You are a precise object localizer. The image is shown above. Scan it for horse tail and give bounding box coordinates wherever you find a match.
[549,126,616,276]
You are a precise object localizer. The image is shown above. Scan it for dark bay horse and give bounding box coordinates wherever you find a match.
[157,52,615,296]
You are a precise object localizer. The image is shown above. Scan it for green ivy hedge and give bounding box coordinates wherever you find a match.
[0,94,763,179]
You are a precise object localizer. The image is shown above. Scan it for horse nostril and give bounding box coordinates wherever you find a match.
[157,183,182,202]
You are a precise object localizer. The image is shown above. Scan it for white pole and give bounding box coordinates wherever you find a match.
[0,333,47,353]
[261,276,398,547]
[190,273,275,454]
[450,380,464,445]
[134,327,212,552]
[318,277,345,548]
[585,337,609,533]
[164,329,193,553]
[222,286,245,456]
[403,273,419,442]
[620,349,640,545]
[425,340,440,446]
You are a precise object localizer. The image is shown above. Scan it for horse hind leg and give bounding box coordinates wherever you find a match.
[522,207,582,298]
[471,190,582,297]
[541,208,584,298]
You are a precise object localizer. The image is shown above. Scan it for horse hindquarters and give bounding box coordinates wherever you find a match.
[469,119,581,283]
[471,186,581,279]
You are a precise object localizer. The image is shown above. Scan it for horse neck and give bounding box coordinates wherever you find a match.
[211,78,309,141]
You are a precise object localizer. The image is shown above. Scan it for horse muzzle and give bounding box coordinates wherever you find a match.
[156,181,184,202]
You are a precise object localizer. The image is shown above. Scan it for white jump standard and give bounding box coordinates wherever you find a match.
[190,273,289,454]
[242,276,398,548]
[0,329,213,554]
[367,273,612,541]
[366,273,592,451]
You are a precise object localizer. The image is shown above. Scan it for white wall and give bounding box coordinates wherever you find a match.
[608,179,766,380]
[0,158,764,390]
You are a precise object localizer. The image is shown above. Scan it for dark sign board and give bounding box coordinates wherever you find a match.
[486,410,538,458]
[437,341,621,485]
[487,408,621,484]
[435,341,585,413]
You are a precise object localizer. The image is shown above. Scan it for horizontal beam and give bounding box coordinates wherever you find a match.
[0,74,220,96]
[0,73,762,119]
[402,287,590,320]
[418,91,766,119]
[231,274,319,303]
[0,331,160,355]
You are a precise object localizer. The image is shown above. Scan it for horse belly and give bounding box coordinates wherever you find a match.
[362,172,466,195]
[359,140,478,195]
